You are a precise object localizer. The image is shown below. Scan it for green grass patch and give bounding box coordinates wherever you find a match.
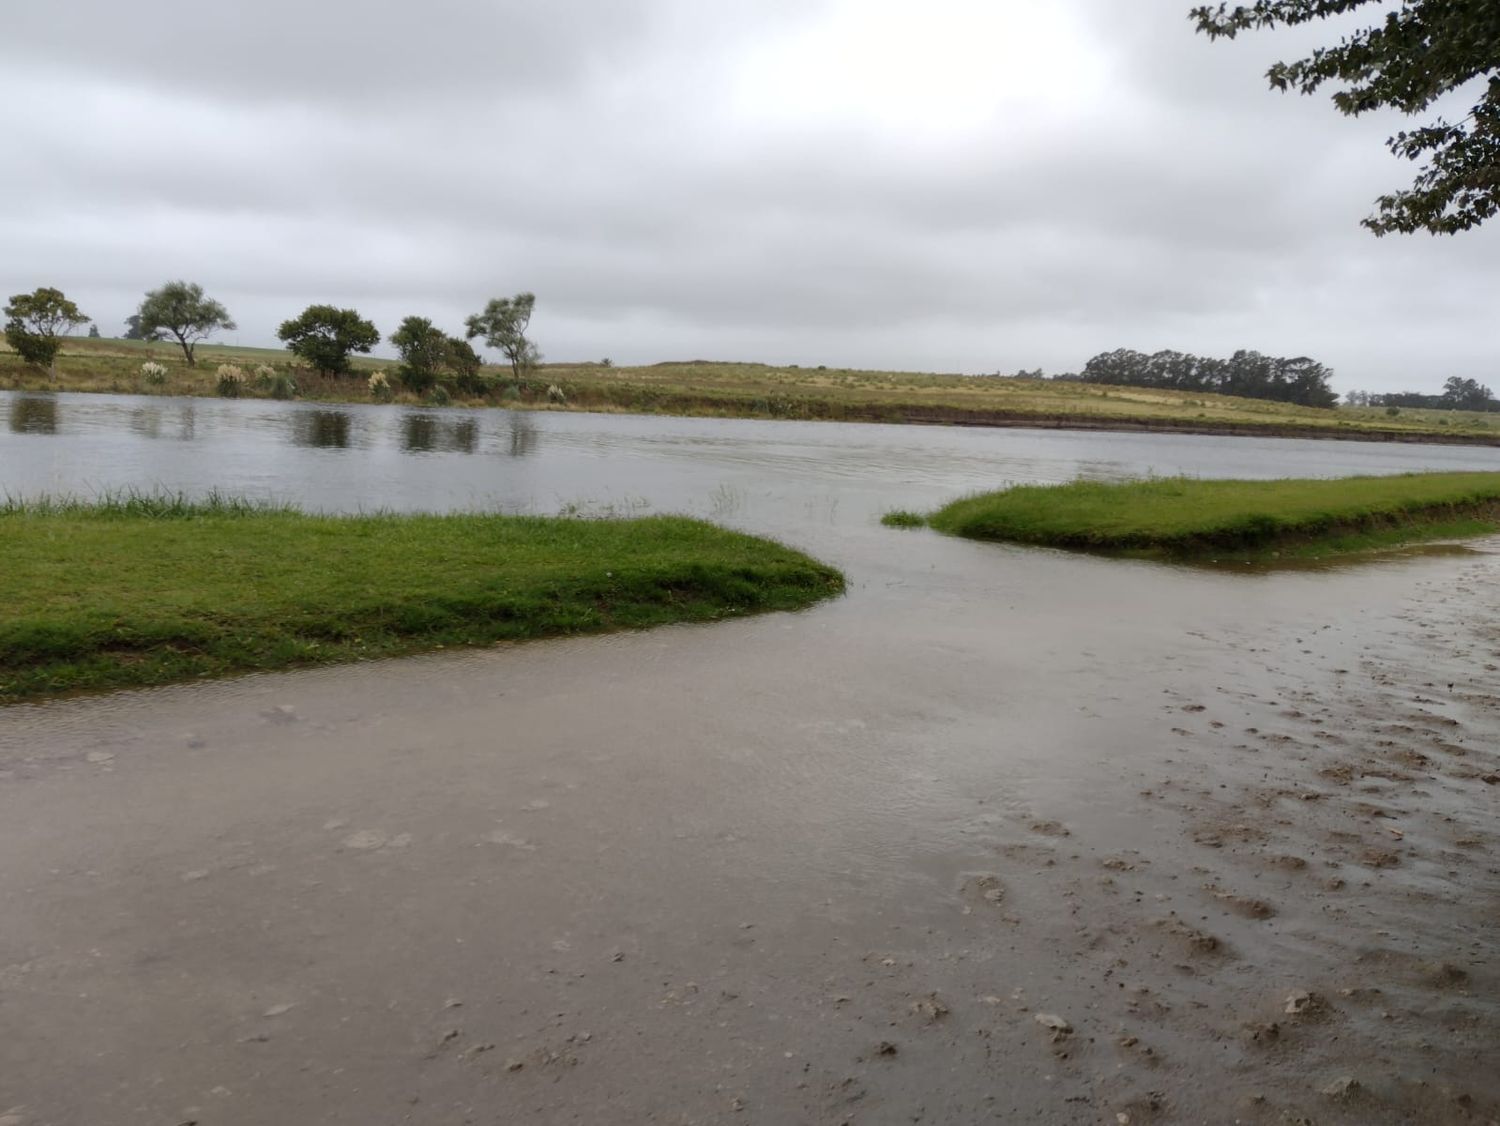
[880,510,927,528]
[0,496,844,702]
[924,473,1500,560]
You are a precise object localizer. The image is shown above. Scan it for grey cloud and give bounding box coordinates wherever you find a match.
[4,0,1498,393]
[3,1,652,103]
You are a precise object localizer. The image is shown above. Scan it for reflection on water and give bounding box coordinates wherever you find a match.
[8,396,57,435]
[508,415,537,458]
[1073,458,1135,482]
[293,410,353,449]
[130,406,163,440]
[127,405,200,443]
[177,404,197,442]
[403,414,479,455]
[1190,540,1489,575]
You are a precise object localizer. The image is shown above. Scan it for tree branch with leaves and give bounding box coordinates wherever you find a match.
[1192,0,1500,234]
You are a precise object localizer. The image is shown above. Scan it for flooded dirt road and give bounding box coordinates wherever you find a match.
[3,400,1500,1123]
[3,523,1498,1125]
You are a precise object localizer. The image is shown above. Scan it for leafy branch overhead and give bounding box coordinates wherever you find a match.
[1192,1,1500,234]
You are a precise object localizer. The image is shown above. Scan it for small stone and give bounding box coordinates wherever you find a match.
[505,1058,524,1072]
[1422,961,1469,988]
[85,751,115,764]
[343,830,387,850]
[1321,1076,1360,1099]
[1284,990,1320,1016]
[876,1040,899,1056]
[1247,1021,1281,1044]
[911,995,949,1022]
[482,830,536,851]
[262,1003,296,1018]
[1034,1013,1072,1035]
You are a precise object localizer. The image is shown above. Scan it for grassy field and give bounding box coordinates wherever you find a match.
[4,337,1498,445]
[891,473,1500,560]
[0,495,844,702]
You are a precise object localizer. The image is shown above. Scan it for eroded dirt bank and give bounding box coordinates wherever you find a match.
[1,534,1497,1125]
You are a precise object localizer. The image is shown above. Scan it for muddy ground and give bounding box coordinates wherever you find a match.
[1,528,1497,1125]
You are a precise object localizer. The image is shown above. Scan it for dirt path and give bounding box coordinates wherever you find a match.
[1,535,1497,1125]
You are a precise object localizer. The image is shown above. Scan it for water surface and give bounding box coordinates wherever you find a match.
[5,392,1500,1123]
[5,393,1499,543]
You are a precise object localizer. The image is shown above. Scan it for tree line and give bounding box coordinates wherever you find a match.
[1055,348,1339,408]
[5,282,540,391]
[1345,378,1497,413]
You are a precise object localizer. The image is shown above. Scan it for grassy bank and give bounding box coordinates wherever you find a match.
[6,338,1500,446]
[0,496,844,702]
[895,473,1500,560]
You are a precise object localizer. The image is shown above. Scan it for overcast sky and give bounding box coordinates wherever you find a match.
[4,0,1494,393]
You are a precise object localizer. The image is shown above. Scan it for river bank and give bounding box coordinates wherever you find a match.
[8,340,1500,447]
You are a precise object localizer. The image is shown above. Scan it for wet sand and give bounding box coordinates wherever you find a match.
[2,527,1498,1125]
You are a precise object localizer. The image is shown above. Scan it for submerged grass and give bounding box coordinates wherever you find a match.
[0,495,844,702]
[880,510,926,528]
[923,473,1500,560]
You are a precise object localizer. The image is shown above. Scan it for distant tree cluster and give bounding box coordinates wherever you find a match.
[388,316,482,393]
[3,282,542,401]
[1346,377,1497,412]
[1059,348,1338,407]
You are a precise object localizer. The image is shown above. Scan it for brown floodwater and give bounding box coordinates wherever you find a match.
[3,396,1500,1124]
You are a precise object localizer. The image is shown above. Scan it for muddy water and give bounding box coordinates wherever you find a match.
[2,394,1500,1124]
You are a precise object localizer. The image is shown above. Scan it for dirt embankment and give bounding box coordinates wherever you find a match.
[551,383,1500,446]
